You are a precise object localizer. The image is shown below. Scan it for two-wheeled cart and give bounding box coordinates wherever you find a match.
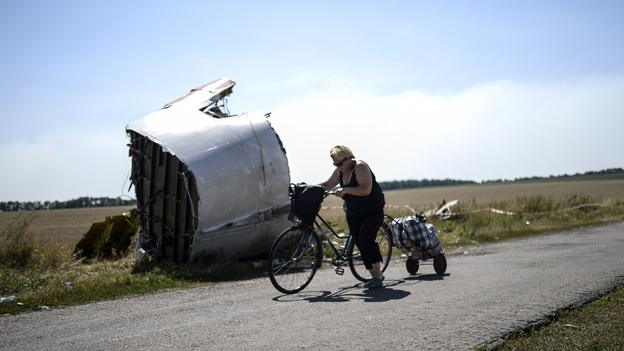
[387,213,447,275]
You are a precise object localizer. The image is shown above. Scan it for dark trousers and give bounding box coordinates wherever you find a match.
[347,207,384,270]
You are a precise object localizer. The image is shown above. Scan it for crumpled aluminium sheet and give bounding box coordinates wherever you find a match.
[127,78,291,259]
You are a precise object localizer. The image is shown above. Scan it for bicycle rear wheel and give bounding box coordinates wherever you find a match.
[348,222,393,282]
[268,226,322,294]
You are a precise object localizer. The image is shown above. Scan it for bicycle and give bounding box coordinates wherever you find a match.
[268,183,394,294]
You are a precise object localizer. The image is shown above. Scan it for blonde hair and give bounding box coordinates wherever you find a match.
[330,145,355,162]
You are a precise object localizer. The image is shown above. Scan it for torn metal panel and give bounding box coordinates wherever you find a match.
[127,78,291,262]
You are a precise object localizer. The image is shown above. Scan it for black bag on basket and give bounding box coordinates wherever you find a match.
[288,183,325,226]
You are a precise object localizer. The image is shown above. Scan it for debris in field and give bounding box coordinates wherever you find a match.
[0,295,16,304]
[424,200,460,219]
[16,302,24,306]
[435,199,460,218]
[563,323,579,329]
[73,209,139,261]
[425,199,519,220]
[38,306,50,310]
[134,247,153,267]
[126,78,291,264]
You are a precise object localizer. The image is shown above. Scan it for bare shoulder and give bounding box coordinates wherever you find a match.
[354,160,372,176]
[355,160,371,170]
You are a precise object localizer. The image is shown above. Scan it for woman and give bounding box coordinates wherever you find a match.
[319,145,386,288]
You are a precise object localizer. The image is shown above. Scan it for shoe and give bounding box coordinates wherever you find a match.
[364,276,384,289]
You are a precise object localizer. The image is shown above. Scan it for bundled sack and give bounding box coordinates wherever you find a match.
[288,183,325,226]
[389,214,443,260]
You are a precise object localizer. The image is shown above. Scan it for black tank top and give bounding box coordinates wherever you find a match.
[339,164,385,215]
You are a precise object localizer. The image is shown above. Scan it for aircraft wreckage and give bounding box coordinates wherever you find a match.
[126,78,291,263]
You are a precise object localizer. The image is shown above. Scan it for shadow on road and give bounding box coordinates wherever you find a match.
[403,273,450,281]
[273,279,411,303]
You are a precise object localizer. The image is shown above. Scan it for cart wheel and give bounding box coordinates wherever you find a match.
[406,257,419,275]
[433,253,447,275]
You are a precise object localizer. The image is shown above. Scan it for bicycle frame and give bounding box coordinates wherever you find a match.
[311,214,358,267]
[309,196,396,268]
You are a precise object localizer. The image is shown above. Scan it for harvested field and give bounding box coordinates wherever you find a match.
[0,206,135,248]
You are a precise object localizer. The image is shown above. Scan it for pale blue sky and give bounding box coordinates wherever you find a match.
[1,1,623,201]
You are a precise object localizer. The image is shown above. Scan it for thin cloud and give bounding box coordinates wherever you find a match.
[268,75,624,183]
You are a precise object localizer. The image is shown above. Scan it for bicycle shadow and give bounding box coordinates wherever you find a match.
[273,279,411,303]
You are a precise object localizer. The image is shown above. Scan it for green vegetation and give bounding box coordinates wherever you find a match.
[497,284,624,351]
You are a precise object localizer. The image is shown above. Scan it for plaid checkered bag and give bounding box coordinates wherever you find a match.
[389,215,443,260]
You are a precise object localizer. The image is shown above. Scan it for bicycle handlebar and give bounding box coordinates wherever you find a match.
[288,183,337,200]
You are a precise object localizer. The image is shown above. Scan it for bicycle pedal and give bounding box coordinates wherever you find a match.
[335,267,344,275]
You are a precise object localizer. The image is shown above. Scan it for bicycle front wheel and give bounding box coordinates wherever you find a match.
[268,226,322,294]
[348,222,393,282]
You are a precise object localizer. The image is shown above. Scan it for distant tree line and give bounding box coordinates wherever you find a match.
[480,167,624,184]
[2,169,621,211]
[0,197,136,212]
[379,168,623,191]
[379,178,476,191]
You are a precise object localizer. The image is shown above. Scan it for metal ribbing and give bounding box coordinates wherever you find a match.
[128,131,198,263]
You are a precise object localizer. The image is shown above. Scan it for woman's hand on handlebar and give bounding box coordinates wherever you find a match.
[333,188,346,198]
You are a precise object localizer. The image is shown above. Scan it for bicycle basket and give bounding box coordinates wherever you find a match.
[288,183,325,226]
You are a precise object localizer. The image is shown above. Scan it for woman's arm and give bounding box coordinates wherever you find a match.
[319,167,340,189]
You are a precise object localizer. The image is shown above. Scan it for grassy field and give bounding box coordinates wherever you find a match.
[498,284,624,350]
[1,179,624,316]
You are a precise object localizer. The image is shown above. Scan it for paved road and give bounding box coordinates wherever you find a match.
[2,222,623,350]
